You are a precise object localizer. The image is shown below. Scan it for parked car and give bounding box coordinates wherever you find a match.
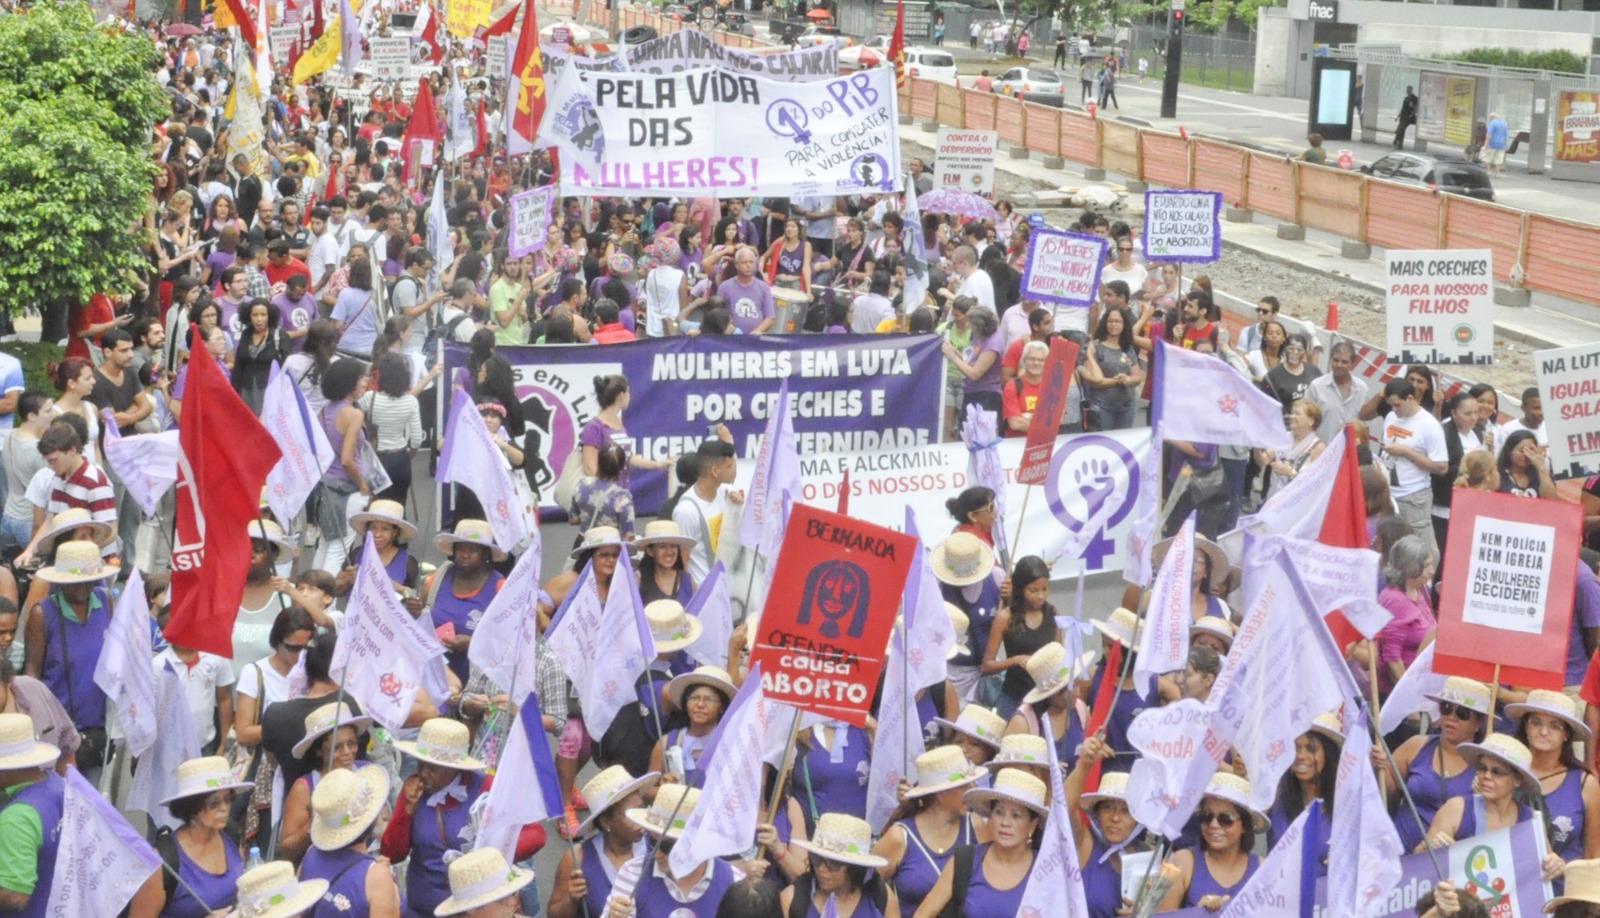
[788,24,851,47]
[995,66,1066,98]
[1359,151,1496,202]
[903,47,957,84]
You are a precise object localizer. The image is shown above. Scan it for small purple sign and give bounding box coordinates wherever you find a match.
[1142,189,1222,264]
[1021,228,1108,308]
[507,186,556,259]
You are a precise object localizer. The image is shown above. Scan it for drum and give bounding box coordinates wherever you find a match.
[771,285,813,333]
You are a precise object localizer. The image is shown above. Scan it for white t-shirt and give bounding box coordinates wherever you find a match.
[644,266,684,337]
[955,270,995,312]
[852,293,894,333]
[230,591,296,681]
[307,230,341,286]
[1381,407,1447,498]
[154,648,236,747]
[1100,262,1148,300]
[672,487,728,584]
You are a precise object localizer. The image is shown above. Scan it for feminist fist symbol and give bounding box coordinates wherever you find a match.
[1073,458,1117,523]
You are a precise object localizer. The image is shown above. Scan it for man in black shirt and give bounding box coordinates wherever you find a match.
[88,328,153,552]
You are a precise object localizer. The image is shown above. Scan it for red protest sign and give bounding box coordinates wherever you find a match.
[747,503,916,725]
[1017,336,1081,486]
[1435,489,1581,690]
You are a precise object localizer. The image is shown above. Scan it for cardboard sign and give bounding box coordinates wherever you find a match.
[1435,489,1580,690]
[1142,190,1221,263]
[1021,228,1107,308]
[507,186,555,258]
[1017,337,1080,486]
[369,36,412,81]
[933,127,998,194]
[747,504,916,725]
[1534,341,1600,479]
[1384,249,1494,366]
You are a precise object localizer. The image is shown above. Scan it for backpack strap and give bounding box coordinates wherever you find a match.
[940,844,976,918]
[153,828,180,901]
[422,561,454,613]
[789,873,813,918]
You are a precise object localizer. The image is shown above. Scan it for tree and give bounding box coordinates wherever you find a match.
[0,2,167,332]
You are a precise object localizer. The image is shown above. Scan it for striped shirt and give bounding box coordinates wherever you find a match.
[358,392,423,452]
[47,458,116,523]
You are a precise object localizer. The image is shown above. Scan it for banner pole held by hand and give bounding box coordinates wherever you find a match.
[766,707,803,826]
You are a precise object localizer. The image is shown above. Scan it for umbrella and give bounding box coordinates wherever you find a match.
[540,21,592,43]
[857,48,885,66]
[164,22,203,36]
[918,188,1000,221]
[806,7,833,19]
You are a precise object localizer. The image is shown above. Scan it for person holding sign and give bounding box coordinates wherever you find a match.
[1155,773,1264,912]
[1423,733,1568,886]
[1376,676,1490,853]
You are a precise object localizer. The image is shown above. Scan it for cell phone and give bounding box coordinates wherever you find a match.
[664,746,685,780]
[706,423,719,437]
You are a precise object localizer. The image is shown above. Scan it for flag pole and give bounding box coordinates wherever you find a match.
[1363,700,1445,881]
[1130,837,1168,917]
[1009,485,1033,569]
[160,858,217,914]
[1485,664,1501,738]
[765,707,803,825]
[1365,641,1387,797]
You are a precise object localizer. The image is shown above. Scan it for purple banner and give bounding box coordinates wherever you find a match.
[1021,228,1107,308]
[1142,190,1223,264]
[440,334,946,517]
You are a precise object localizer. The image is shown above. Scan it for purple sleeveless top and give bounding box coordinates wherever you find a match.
[1203,595,1227,618]
[430,567,504,683]
[1182,849,1260,907]
[1398,737,1474,852]
[1082,839,1123,918]
[916,692,941,751]
[776,243,806,281]
[892,817,974,918]
[319,400,358,485]
[962,844,1031,918]
[301,845,373,918]
[580,834,646,918]
[806,893,886,918]
[405,773,484,917]
[1455,793,1534,841]
[798,724,870,835]
[634,855,737,918]
[1267,797,1332,874]
[1019,705,1085,771]
[3,774,63,918]
[1545,769,1588,862]
[942,577,1000,669]
[167,835,243,918]
[384,547,411,586]
[39,589,111,729]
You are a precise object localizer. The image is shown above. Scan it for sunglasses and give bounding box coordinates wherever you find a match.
[1475,762,1513,780]
[1199,810,1238,827]
[282,642,308,653]
[1437,701,1478,720]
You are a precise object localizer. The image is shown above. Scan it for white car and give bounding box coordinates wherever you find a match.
[995,66,1066,97]
[904,47,957,84]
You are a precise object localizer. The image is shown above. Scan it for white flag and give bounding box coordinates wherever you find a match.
[1379,641,1447,735]
[1122,428,1164,586]
[260,363,337,527]
[683,561,733,669]
[48,768,162,918]
[865,624,923,833]
[1277,536,1390,640]
[1219,802,1319,918]
[1154,339,1292,451]
[902,509,957,693]
[338,0,362,77]
[547,554,654,738]
[444,72,477,162]
[1018,701,1091,917]
[473,690,564,861]
[668,667,770,877]
[1125,699,1225,840]
[427,169,455,273]
[740,381,800,560]
[1327,709,1403,918]
[438,386,531,553]
[92,568,159,759]
[331,533,452,731]
[126,663,200,831]
[100,412,180,516]
[1249,429,1351,540]
[534,62,602,171]
[467,534,544,702]
[1135,512,1194,698]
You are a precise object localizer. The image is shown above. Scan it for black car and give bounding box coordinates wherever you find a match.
[1359,151,1496,202]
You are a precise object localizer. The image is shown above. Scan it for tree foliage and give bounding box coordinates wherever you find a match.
[0,2,167,316]
[1444,47,1585,74]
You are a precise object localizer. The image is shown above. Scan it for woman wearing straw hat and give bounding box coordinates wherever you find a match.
[435,848,536,917]
[1151,534,1233,623]
[793,715,873,839]
[23,539,114,775]
[425,520,508,685]
[981,557,1062,720]
[15,507,114,612]
[1003,642,1093,770]
[341,499,421,598]
[1155,773,1265,912]
[299,765,400,918]
[548,766,659,918]
[1510,690,1600,861]
[1378,676,1490,853]
[599,598,703,781]
[1545,858,1600,916]
[1267,710,1342,862]
[227,861,327,918]
[932,704,1005,769]
[383,718,544,918]
[986,734,1052,787]
[125,756,253,918]
[276,704,372,864]
[649,666,734,790]
[873,746,983,918]
[1062,754,1156,918]
[1424,733,1568,883]
[609,785,740,918]
[911,771,1049,918]
[783,813,897,918]
[930,531,999,705]
[1085,608,1146,775]
[635,521,698,608]
[1188,618,1234,657]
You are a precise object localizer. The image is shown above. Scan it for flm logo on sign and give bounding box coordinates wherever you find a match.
[1385,249,1494,366]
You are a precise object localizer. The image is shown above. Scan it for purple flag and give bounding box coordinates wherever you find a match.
[260,362,336,528]
[547,553,654,737]
[668,664,770,877]
[1135,512,1193,698]
[92,568,159,759]
[473,690,564,861]
[740,381,800,560]
[684,561,733,669]
[1327,709,1404,917]
[99,409,179,515]
[902,508,957,692]
[1219,801,1319,918]
[48,768,163,918]
[865,622,923,833]
[1018,699,1091,917]
[331,533,451,730]
[962,404,1009,562]
[1379,642,1447,736]
[466,532,544,702]
[1122,428,1164,587]
[438,386,532,553]
[1154,339,1292,451]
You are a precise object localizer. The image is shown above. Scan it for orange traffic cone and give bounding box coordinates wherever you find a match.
[1325,301,1339,331]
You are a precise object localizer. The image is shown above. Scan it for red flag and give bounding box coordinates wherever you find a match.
[1080,643,1123,793]
[165,338,281,657]
[402,77,442,184]
[421,7,444,63]
[220,0,260,50]
[472,98,489,160]
[1319,428,1370,646]
[887,0,906,90]
[309,0,324,41]
[508,0,546,146]
[485,2,519,36]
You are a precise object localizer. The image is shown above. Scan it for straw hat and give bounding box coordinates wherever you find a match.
[227,862,328,918]
[35,540,117,585]
[667,665,735,710]
[1424,676,1493,719]
[246,518,295,550]
[1506,689,1592,742]
[1092,607,1143,650]
[633,519,696,552]
[964,769,1050,818]
[349,499,418,542]
[932,704,1007,751]
[1020,642,1098,706]
[1458,734,1541,795]
[309,764,390,851]
[791,813,889,868]
[1200,773,1268,829]
[394,718,487,772]
[0,714,60,771]
[574,766,660,837]
[1080,771,1130,809]
[291,703,374,759]
[945,604,971,660]
[1152,534,1231,594]
[434,848,534,916]
[434,519,508,562]
[928,532,995,587]
[161,755,254,806]
[1308,709,1345,747]
[569,525,627,561]
[625,784,700,840]
[645,600,703,654]
[1189,617,1236,652]
[1545,858,1600,912]
[986,734,1049,770]
[33,507,114,555]
[904,745,986,798]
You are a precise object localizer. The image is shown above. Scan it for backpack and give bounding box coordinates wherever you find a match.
[938,845,977,918]
[422,312,470,371]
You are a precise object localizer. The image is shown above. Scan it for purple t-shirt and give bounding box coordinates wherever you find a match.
[717,275,775,335]
[962,327,1005,394]
[270,292,318,349]
[580,417,635,490]
[1567,565,1600,684]
[214,296,245,346]
[204,249,236,279]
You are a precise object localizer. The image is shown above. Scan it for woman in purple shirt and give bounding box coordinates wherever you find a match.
[1376,535,1436,694]
[1509,690,1600,862]
[942,304,1004,417]
[1157,773,1263,912]
[911,770,1049,918]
